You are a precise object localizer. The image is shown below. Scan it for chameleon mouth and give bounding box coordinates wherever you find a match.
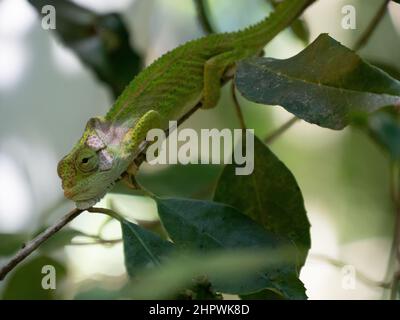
[73,180,117,210]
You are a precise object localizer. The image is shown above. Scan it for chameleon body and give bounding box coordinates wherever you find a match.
[57,0,313,209]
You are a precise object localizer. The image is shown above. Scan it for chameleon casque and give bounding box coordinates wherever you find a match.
[57,0,313,209]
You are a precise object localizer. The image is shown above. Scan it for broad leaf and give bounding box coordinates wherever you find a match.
[214,136,310,268]
[236,34,400,130]
[156,198,306,298]
[121,220,174,278]
[28,0,142,97]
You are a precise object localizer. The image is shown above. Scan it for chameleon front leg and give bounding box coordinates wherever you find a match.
[121,110,163,157]
[202,50,245,109]
[119,110,162,189]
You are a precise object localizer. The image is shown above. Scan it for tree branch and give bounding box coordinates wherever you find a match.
[0,208,83,280]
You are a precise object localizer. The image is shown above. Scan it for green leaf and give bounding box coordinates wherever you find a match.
[235,34,400,130]
[214,136,310,267]
[352,109,400,160]
[156,198,306,298]
[2,256,66,300]
[121,220,174,278]
[28,0,142,97]
[120,249,297,299]
[0,233,28,256]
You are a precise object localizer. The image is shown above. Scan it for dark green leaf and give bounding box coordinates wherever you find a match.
[121,220,174,278]
[2,256,66,300]
[235,34,400,130]
[156,198,306,298]
[214,135,310,267]
[28,0,142,97]
[0,233,28,256]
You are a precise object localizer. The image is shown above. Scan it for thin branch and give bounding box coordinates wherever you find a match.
[264,116,299,145]
[231,82,247,130]
[193,0,216,34]
[0,208,83,280]
[354,0,390,52]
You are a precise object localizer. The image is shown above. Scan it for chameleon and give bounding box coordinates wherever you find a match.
[57,0,314,209]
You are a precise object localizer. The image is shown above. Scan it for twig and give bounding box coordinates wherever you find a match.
[264,116,298,144]
[0,208,83,280]
[193,0,215,34]
[353,0,390,51]
[231,82,247,130]
[69,238,122,246]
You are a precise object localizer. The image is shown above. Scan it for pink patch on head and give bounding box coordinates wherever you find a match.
[99,150,113,171]
[86,135,105,151]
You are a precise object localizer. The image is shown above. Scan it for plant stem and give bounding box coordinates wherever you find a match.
[193,0,215,34]
[264,116,299,145]
[0,208,83,280]
[354,0,390,51]
[389,162,400,299]
[231,82,247,130]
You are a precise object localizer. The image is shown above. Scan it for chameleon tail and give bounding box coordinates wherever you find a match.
[234,0,314,52]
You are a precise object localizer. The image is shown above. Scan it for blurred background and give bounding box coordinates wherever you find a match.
[0,0,399,299]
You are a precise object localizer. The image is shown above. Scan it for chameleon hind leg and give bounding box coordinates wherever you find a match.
[202,50,245,109]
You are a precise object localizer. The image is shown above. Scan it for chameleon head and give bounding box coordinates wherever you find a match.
[57,117,126,209]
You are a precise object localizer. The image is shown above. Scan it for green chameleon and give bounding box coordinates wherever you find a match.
[57,0,313,209]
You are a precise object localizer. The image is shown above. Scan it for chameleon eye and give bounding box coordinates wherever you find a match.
[76,150,98,173]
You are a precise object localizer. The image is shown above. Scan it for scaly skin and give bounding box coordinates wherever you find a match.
[57,0,314,209]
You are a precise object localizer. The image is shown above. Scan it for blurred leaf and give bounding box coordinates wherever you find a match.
[268,0,309,44]
[28,0,142,97]
[290,19,310,44]
[121,249,297,299]
[240,288,284,300]
[214,135,310,268]
[156,198,306,298]
[352,108,400,160]
[235,34,400,130]
[74,286,122,300]
[38,228,86,253]
[0,233,27,257]
[121,220,174,278]
[2,256,66,300]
